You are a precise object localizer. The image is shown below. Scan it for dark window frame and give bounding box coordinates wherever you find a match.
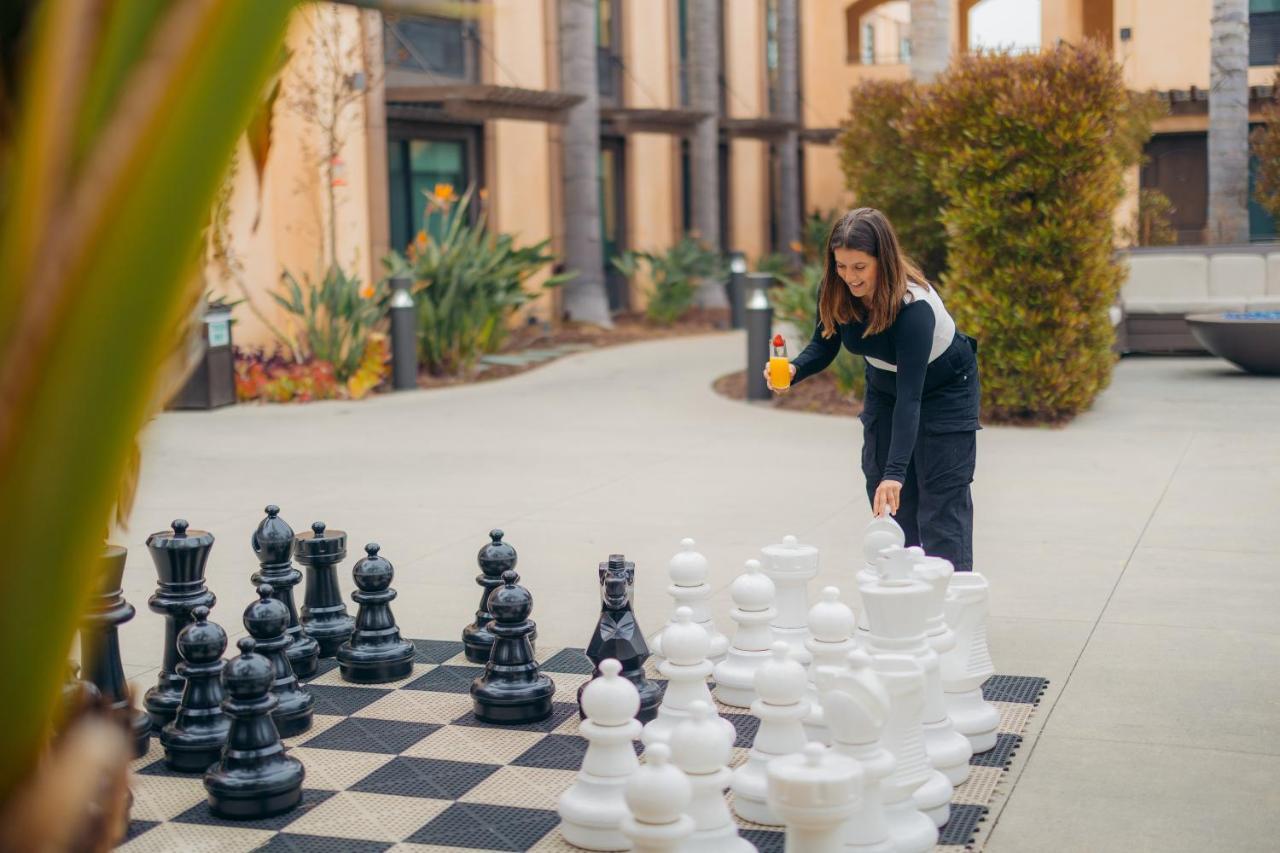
[385,121,484,255]
[383,13,479,82]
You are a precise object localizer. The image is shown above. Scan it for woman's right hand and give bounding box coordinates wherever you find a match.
[763,363,797,394]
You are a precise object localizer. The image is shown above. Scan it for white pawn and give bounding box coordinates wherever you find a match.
[816,650,897,853]
[872,654,939,853]
[731,641,809,825]
[860,547,952,828]
[913,553,973,786]
[760,535,819,664]
[767,743,862,853]
[856,515,905,640]
[642,607,735,750]
[669,701,753,853]
[651,539,729,664]
[558,659,642,850]
[620,743,695,853]
[713,560,776,708]
[941,571,999,753]
[802,587,857,744]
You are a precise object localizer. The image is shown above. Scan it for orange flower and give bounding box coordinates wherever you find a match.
[359,282,374,299]
[433,182,456,203]
[415,230,428,247]
[478,187,489,201]
[789,240,804,253]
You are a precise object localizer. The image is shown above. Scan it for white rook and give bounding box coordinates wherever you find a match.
[872,654,939,853]
[760,534,819,664]
[766,743,861,853]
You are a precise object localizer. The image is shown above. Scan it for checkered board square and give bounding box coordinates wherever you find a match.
[119,640,1046,852]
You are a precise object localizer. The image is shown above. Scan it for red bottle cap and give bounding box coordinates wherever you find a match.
[772,334,784,347]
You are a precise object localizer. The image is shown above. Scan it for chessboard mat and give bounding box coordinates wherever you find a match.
[119,639,1047,853]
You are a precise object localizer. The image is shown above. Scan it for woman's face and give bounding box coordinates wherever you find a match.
[834,248,878,302]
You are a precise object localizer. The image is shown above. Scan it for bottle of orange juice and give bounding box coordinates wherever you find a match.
[769,334,791,390]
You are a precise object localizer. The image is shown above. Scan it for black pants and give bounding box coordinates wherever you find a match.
[860,334,981,571]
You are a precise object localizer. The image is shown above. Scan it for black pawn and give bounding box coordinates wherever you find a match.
[204,638,305,819]
[143,519,216,727]
[338,543,415,683]
[578,554,661,722]
[80,544,151,756]
[462,530,516,663]
[161,605,231,772]
[244,584,314,737]
[471,570,555,724]
[251,505,319,678]
[292,521,354,658]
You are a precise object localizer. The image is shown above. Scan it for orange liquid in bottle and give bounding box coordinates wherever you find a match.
[769,334,791,389]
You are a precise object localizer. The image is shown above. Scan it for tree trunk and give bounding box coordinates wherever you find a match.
[777,0,801,264]
[559,0,612,325]
[910,0,950,83]
[1208,0,1251,244]
[690,0,726,306]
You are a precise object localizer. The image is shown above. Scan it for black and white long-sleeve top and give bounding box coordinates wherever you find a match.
[790,283,958,483]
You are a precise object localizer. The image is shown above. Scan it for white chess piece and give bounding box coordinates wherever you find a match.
[802,586,857,744]
[557,659,642,850]
[620,743,695,853]
[860,546,952,828]
[941,571,999,753]
[816,650,897,853]
[871,654,940,853]
[713,559,777,708]
[856,515,905,641]
[730,641,809,825]
[766,742,861,853]
[760,535,819,664]
[651,539,729,664]
[669,701,753,853]
[912,553,973,785]
[642,607,735,750]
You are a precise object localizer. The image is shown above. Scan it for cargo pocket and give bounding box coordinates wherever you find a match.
[918,419,978,489]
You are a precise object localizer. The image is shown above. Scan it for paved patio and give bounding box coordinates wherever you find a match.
[117,333,1280,851]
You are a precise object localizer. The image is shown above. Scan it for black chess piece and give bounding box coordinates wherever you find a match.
[56,662,102,738]
[204,638,305,819]
[143,519,216,727]
[292,521,354,658]
[244,584,314,737]
[251,505,319,679]
[578,554,661,722]
[161,605,231,772]
[80,544,151,756]
[338,543,415,683]
[462,529,516,664]
[471,570,555,724]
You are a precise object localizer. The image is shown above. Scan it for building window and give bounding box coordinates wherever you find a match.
[899,35,911,63]
[680,139,692,233]
[383,15,475,80]
[1251,0,1280,66]
[598,0,623,103]
[862,23,876,64]
[387,136,472,254]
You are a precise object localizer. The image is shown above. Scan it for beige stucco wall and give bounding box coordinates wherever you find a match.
[725,0,769,261]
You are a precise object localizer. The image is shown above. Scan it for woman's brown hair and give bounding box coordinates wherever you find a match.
[818,207,928,338]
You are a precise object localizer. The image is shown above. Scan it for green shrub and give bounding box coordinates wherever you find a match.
[839,80,947,281]
[801,209,842,265]
[1251,71,1280,220]
[1137,188,1178,246]
[771,264,866,399]
[272,265,384,382]
[901,42,1136,423]
[386,186,570,376]
[613,236,728,326]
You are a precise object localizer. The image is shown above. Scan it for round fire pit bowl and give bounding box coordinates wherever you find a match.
[1186,312,1280,376]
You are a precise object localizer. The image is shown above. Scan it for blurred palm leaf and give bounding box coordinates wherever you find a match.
[0,0,294,805]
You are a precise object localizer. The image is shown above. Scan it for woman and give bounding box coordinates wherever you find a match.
[766,208,981,571]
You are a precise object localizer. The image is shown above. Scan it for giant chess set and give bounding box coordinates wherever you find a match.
[71,507,1045,852]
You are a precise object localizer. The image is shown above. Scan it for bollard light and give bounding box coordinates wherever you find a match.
[726,251,749,329]
[389,276,417,391]
[745,276,774,401]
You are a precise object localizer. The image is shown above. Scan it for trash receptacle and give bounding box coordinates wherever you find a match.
[171,302,236,410]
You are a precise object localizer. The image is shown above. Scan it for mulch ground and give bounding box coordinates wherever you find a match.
[711,369,862,417]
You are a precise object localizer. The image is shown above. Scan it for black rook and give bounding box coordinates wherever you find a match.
[292,521,354,658]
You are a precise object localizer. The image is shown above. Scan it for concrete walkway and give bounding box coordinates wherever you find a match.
[120,333,1280,851]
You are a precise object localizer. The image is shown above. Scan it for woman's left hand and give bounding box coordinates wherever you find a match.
[873,480,902,517]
